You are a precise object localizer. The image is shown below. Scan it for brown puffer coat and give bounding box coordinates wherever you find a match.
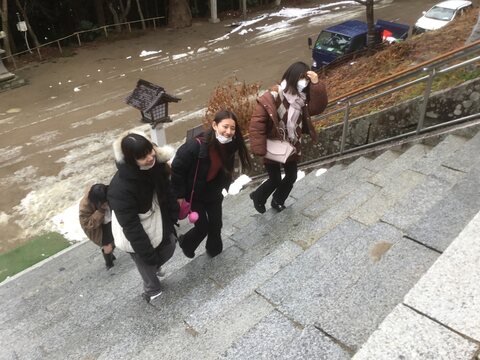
[79,187,106,247]
[249,81,328,162]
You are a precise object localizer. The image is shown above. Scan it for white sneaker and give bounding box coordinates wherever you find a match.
[142,289,162,303]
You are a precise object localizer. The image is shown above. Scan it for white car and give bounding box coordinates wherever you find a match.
[413,0,472,34]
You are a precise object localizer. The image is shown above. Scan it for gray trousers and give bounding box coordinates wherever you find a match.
[129,233,176,296]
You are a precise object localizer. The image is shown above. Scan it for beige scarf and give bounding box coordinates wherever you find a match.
[279,80,305,142]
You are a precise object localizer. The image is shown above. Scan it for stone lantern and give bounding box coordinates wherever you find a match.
[126,79,181,146]
[0,31,15,84]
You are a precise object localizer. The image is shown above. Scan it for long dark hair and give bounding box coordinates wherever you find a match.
[120,133,154,166]
[281,61,310,96]
[204,109,251,171]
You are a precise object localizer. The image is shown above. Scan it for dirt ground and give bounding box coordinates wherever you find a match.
[0,0,468,252]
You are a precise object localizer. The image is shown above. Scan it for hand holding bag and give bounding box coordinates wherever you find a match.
[265,129,296,164]
[178,199,191,220]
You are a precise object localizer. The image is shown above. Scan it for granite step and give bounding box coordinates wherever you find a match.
[184,240,302,333]
[381,165,465,231]
[441,130,480,172]
[354,211,480,359]
[257,220,439,351]
[405,163,480,252]
[409,134,468,175]
[221,311,352,360]
[368,144,431,187]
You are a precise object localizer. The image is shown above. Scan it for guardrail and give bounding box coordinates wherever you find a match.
[312,39,480,158]
[0,16,165,70]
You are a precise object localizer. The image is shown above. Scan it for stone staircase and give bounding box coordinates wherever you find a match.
[1,125,480,359]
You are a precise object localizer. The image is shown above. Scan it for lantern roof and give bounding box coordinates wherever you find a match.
[125,79,181,113]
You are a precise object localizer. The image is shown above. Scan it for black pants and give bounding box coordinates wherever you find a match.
[181,197,223,256]
[101,222,114,246]
[253,161,298,206]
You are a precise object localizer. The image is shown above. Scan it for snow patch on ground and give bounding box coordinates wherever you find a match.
[30,130,61,146]
[70,107,131,128]
[0,212,10,225]
[139,50,162,57]
[316,168,328,176]
[0,166,38,188]
[0,146,23,165]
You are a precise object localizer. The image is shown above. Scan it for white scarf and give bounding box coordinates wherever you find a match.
[280,80,306,142]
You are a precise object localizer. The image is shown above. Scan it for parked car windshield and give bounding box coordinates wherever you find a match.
[314,31,351,55]
[425,6,456,21]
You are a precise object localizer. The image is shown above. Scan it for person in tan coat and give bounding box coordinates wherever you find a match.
[249,61,328,213]
[79,184,116,269]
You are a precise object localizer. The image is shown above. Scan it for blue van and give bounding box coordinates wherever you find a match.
[308,19,410,70]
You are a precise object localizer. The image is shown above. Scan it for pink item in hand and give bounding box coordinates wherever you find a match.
[188,211,199,223]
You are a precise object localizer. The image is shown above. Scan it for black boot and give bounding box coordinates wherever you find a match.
[102,249,115,269]
[250,192,266,214]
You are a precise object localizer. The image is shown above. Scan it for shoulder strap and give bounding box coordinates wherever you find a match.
[189,138,202,204]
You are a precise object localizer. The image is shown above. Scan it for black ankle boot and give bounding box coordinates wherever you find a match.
[250,192,266,214]
[178,235,195,258]
[102,250,115,269]
[271,198,286,212]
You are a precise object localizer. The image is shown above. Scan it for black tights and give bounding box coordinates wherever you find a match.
[252,161,298,206]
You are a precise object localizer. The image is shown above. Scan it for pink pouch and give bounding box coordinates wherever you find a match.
[178,200,191,220]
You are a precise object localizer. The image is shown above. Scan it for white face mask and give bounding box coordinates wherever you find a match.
[215,132,233,144]
[139,162,155,170]
[297,78,309,93]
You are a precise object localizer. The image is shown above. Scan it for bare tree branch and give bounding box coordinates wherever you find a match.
[15,0,40,47]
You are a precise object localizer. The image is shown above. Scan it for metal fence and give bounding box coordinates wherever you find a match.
[1,16,165,70]
[312,39,480,159]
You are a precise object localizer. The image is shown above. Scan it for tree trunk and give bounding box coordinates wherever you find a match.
[354,0,376,49]
[94,0,106,26]
[107,1,122,31]
[240,0,247,18]
[135,0,146,29]
[120,0,132,23]
[168,0,192,28]
[119,0,125,20]
[15,0,40,48]
[0,0,12,57]
[365,0,375,49]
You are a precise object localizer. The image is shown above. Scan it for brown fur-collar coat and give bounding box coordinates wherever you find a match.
[79,187,105,247]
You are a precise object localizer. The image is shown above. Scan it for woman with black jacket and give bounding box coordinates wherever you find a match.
[108,131,179,303]
[171,110,251,259]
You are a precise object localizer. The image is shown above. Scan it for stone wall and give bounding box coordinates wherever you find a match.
[247,77,480,176]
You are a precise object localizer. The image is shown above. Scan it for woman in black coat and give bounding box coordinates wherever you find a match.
[171,110,251,259]
[108,131,179,303]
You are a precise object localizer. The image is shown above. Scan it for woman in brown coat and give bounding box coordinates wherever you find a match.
[79,184,116,269]
[248,61,328,213]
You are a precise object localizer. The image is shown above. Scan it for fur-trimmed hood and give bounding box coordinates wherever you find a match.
[112,129,174,164]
